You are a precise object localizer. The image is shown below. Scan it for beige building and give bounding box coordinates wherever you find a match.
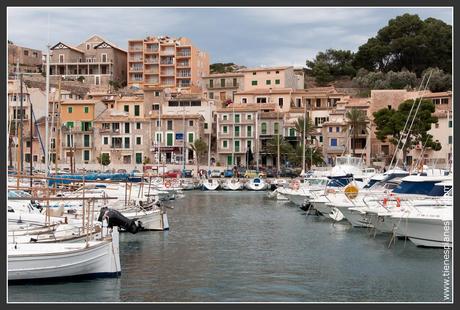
[238,66,300,91]
[201,72,245,104]
[127,36,209,92]
[49,35,127,89]
[8,42,43,74]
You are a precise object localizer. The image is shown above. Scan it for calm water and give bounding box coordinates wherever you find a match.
[9,191,448,302]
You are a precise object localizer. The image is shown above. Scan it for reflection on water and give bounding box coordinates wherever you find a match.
[9,192,446,302]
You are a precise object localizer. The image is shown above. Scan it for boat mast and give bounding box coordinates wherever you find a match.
[207,104,211,173]
[301,98,306,174]
[45,44,50,176]
[232,103,235,168]
[19,73,24,174]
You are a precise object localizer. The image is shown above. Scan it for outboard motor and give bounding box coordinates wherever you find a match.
[98,207,140,234]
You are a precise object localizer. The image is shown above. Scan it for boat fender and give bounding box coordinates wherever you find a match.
[383,197,388,206]
[396,197,401,208]
[165,180,171,188]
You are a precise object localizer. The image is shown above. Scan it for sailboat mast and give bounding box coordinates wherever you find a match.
[232,104,235,167]
[302,99,306,173]
[19,73,24,174]
[45,44,50,176]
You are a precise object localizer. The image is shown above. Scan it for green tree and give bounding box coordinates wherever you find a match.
[77,76,85,83]
[346,108,368,156]
[97,153,111,170]
[190,138,208,173]
[373,99,441,164]
[294,116,315,142]
[354,14,452,74]
[306,49,356,80]
[265,136,295,168]
[423,67,452,92]
[109,80,121,91]
[288,146,324,169]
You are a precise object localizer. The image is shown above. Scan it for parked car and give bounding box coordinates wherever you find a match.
[244,170,258,178]
[237,167,246,177]
[182,170,193,178]
[279,168,299,178]
[210,170,222,178]
[117,169,127,174]
[224,169,233,178]
[163,169,181,178]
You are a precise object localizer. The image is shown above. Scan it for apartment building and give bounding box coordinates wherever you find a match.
[8,42,43,74]
[127,36,209,92]
[201,72,245,104]
[368,89,452,167]
[60,99,106,165]
[238,66,300,91]
[49,35,127,88]
[149,113,205,165]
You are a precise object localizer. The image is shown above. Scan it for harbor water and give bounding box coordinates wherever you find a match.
[8,191,447,302]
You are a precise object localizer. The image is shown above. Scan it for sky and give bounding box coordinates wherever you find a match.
[7,7,452,67]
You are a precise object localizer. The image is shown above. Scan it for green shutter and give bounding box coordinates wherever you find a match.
[188,133,194,143]
[136,153,142,164]
[251,80,257,86]
[66,121,74,128]
[134,105,140,116]
[167,133,173,146]
[84,106,89,113]
[68,107,72,113]
[223,140,228,148]
[275,79,280,84]
[227,155,232,166]
[84,150,90,161]
[235,141,240,152]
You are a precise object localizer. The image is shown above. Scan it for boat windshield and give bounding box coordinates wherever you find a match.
[305,178,329,187]
[8,190,31,198]
[336,157,362,167]
[393,180,441,195]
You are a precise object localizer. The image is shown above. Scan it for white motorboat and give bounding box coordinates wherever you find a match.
[121,208,169,231]
[245,178,269,191]
[222,178,243,191]
[8,227,121,281]
[202,179,220,191]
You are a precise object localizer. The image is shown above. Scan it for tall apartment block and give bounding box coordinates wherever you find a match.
[127,36,209,92]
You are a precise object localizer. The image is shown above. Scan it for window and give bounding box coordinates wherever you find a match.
[223,126,228,134]
[234,140,240,152]
[84,106,89,113]
[67,107,73,113]
[221,79,225,87]
[166,133,173,146]
[247,114,252,120]
[136,122,141,130]
[316,99,321,108]
[448,136,452,144]
[101,53,107,62]
[233,78,237,87]
[124,137,130,149]
[261,123,267,135]
[296,98,301,107]
[66,134,73,147]
[59,54,64,63]
[209,92,214,99]
[83,135,90,147]
[136,137,142,145]
[112,122,120,132]
[449,120,452,128]
[234,114,240,123]
[134,105,140,116]
[154,91,160,97]
[235,126,240,137]
[136,153,143,164]
[278,98,284,108]
[242,98,247,104]
[66,121,74,128]
[124,105,129,112]
[252,72,256,75]
[103,137,109,145]
[86,43,90,50]
[24,50,29,56]
[319,136,323,143]
[330,138,338,147]
[441,98,449,104]
[251,80,257,86]
[256,97,267,103]
[156,120,161,127]
[204,123,208,129]
[189,120,193,126]
[266,80,271,85]
[125,123,130,134]
[167,120,173,130]
[328,127,333,133]
[275,79,280,85]
[83,150,90,161]
[223,140,228,148]
[247,140,252,149]
[276,71,279,74]
[81,121,92,131]
[152,104,159,111]
[289,128,296,137]
[247,125,252,137]
[435,123,439,128]
[188,133,194,143]
[336,127,340,132]
[223,115,228,121]
[274,123,279,135]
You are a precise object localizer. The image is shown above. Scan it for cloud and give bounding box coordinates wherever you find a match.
[7,7,452,68]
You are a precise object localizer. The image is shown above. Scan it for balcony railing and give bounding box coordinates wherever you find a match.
[176,51,191,57]
[130,67,143,72]
[129,58,143,62]
[145,59,159,64]
[207,82,239,89]
[176,62,190,67]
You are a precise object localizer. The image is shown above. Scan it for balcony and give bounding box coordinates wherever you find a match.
[62,126,93,133]
[145,58,159,64]
[207,82,239,89]
[145,69,159,74]
[176,51,191,57]
[160,59,175,65]
[145,48,159,53]
[325,145,346,153]
[128,46,143,52]
[129,57,143,62]
[129,67,143,72]
[177,73,191,78]
[176,62,190,68]
[160,49,175,56]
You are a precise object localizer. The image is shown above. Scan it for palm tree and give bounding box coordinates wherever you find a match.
[190,138,208,174]
[288,145,325,170]
[345,108,368,156]
[266,136,295,168]
[294,116,315,171]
